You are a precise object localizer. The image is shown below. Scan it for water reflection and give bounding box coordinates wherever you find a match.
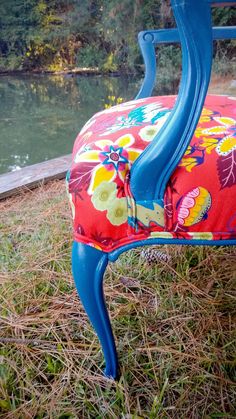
[0,74,144,174]
[0,73,235,174]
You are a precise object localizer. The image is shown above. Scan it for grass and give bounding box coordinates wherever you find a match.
[0,180,236,418]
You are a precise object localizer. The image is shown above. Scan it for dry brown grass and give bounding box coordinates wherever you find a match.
[0,180,236,418]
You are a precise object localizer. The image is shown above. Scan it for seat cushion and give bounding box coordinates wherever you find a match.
[67,94,236,252]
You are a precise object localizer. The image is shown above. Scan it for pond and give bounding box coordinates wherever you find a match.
[0,74,235,175]
[0,74,138,174]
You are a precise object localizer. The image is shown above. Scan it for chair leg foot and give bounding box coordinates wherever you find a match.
[72,241,119,379]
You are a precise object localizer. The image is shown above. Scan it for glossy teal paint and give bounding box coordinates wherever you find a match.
[72,241,119,379]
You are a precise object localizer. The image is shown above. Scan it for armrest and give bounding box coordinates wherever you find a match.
[131,0,213,202]
[136,27,236,99]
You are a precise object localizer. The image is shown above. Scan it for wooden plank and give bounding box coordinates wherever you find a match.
[0,154,72,200]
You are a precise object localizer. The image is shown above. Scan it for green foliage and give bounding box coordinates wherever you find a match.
[0,0,235,73]
[102,52,118,72]
[0,0,84,71]
[77,45,106,68]
[212,6,236,74]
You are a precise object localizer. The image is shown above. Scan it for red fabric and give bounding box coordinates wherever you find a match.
[67,95,236,252]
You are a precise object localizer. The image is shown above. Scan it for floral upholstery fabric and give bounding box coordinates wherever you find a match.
[67,94,236,252]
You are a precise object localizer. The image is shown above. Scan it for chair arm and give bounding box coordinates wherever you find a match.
[131,0,213,203]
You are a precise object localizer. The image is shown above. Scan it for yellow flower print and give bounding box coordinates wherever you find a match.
[136,202,164,227]
[194,126,206,139]
[184,146,192,156]
[149,232,174,239]
[91,181,117,211]
[179,156,200,172]
[201,116,236,156]
[200,137,218,154]
[188,232,213,240]
[179,146,205,172]
[74,134,142,195]
[194,116,236,157]
[139,114,169,142]
[217,136,236,156]
[203,117,235,136]
[139,125,160,142]
[199,108,214,123]
[107,197,128,226]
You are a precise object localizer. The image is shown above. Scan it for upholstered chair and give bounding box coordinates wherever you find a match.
[67,0,236,379]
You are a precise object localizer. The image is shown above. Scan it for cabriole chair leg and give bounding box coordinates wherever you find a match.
[72,241,119,379]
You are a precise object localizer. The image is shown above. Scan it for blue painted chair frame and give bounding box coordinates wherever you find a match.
[136,26,236,100]
[72,0,236,379]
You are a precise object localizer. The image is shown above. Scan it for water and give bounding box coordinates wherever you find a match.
[0,74,144,174]
[0,73,235,175]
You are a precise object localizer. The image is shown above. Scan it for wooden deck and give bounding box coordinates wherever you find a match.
[0,154,71,200]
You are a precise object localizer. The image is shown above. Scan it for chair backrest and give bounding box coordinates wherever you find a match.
[136,27,236,100]
[130,0,236,205]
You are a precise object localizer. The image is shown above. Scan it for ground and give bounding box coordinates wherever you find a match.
[0,180,236,418]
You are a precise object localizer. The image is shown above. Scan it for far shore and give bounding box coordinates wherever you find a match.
[0,68,235,89]
[0,66,138,77]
